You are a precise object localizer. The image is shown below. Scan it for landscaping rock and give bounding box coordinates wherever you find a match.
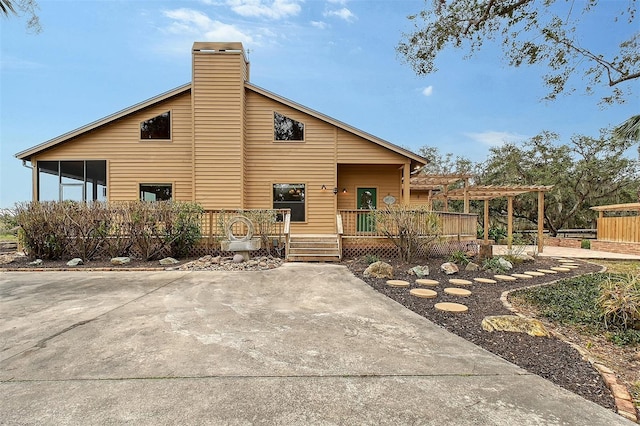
[28,259,43,266]
[465,262,480,271]
[66,258,83,267]
[363,261,393,279]
[232,254,245,263]
[481,315,549,337]
[111,256,131,265]
[440,262,459,275]
[497,257,513,271]
[178,255,282,271]
[409,265,429,278]
[159,257,179,265]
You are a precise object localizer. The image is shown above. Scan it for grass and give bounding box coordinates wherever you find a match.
[511,273,640,346]
[595,260,640,275]
[0,233,17,242]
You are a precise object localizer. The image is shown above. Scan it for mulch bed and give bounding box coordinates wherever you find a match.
[346,256,617,411]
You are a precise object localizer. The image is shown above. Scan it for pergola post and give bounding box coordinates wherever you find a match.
[403,162,411,205]
[463,178,469,213]
[507,196,513,250]
[537,191,545,253]
[484,198,490,244]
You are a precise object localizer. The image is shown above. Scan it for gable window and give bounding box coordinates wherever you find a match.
[273,183,305,222]
[140,184,172,201]
[37,160,107,202]
[140,111,171,140]
[274,112,304,141]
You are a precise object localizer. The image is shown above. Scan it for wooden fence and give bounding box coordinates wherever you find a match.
[596,216,640,243]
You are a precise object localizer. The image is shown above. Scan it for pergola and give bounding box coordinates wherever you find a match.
[410,175,553,253]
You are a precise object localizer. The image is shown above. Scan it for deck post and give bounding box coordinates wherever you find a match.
[483,198,489,244]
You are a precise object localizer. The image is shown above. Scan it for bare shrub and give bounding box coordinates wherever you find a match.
[15,201,69,259]
[371,205,442,262]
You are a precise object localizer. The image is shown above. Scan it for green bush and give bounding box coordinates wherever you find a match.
[581,239,591,249]
[448,250,471,266]
[482,256,510,273]
[363,253,380,264]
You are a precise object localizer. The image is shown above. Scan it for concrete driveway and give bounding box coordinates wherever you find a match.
[0,264,632,425]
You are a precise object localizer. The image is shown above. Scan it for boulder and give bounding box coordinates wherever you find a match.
[409,265,430,278]
[66,258,83,267]
[159,257,179,265]
[440,262,459,275]
[497,258,513,271]
[28,259,43,266]
[363,261,394,279]
[465,262,480,271]
[232,254,245,263]
[111,256,131,265]
[481,315,549,337]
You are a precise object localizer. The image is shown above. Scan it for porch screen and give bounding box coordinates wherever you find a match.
[37,160,107,202]
[273,183,305,222]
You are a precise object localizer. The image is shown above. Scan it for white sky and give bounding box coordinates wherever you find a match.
[1,0,637,207]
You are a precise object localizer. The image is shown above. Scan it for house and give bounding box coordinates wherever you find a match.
[16,42,482,260]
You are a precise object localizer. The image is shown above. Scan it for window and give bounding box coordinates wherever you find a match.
[273,183,305,222]
[37,160,107,202]
[274,112,304,141]
[140,184,172,201]
[140,111,171,140]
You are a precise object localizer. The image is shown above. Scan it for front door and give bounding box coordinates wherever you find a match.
[357,187,376,232]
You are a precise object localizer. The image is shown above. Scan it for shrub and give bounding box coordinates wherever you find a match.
[581,239,591,249]
[363,253,380,264]
[482,257,510,274]
[371,205,442,262]
[15,201,69,259]
[598,273,640,331]
[242,209,278,256]
[448,250,471,266]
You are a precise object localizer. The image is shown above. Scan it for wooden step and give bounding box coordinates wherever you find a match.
[287,234,341,262]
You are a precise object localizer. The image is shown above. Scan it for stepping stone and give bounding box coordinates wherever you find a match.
[410,288,438,299]
[551,267,571,272]
[444,287,472,297]
[557,259,575,263]
[537,269,558,274]
[474,277,497,284]
[386,280,410,287]
[523,271,545,277]
[415,278,439,287]
[511,273,533,279]
[435,302,468,313]
[448,278,473,286]
[562,265,579,269]
[494,274,517,281]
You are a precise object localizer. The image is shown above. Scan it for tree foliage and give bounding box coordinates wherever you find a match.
[1,0,41,33]
[398,0,639,104]
[478,131,640,234]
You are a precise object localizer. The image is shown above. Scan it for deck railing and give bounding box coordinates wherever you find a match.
[200,209,291,249]
[596,216,640,243]
[339,209,477,239]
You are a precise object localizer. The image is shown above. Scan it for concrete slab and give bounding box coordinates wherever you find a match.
[0,265,633,425]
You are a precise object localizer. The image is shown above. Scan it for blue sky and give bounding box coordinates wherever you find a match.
[1,0,637,208]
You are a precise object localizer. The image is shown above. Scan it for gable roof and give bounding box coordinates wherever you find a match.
[245,83,426,165]
[15,84,191,161]
[15,82,427,166]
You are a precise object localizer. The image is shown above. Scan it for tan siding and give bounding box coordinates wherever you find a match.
[244,91,337,233]
[337,129,407,164]
[337,165,402,210]
[192,51,245,209]
[32,92,193,201]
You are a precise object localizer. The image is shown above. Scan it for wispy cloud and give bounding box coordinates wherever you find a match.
[422,86,433,96]
[324,7,356,22]
[464,131,529,147]
[0,55,43,70]
[226,0,302,19]
[311,20,328,29]
[162,8,254,44]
